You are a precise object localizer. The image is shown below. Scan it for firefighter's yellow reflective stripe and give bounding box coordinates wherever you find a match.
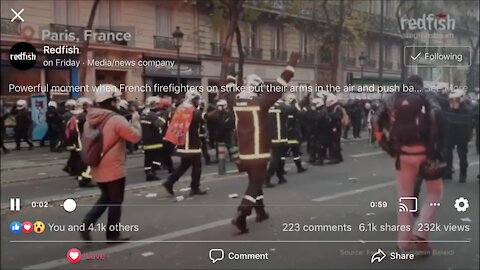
[252,110,260,155]
[234,106,260,111]
[185,131,190,150]
[268,109,281,113]
[293,156,301,160]
[239,153,270,160]
[201,112,207,120]
[275,111,281,139]
[288,115,294,118]
[177,148,202,153]
[141,120,151,124]
[159,117,166,123]
[143,143,163,150]
[233,106,262,157]
[256,195,264,200]
[272,139,288,143]
[288,140,299,144]
[244,195,257,203]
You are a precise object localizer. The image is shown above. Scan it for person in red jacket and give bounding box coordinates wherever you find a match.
[224,52,300,234]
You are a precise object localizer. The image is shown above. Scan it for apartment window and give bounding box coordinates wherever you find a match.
[156,6,172,37]
[1,1,12,17]
[54,0,79,25]
[384,43,391,63]
[368,0,375,14]
[300,32,308,54]
[248,23,258,48]
[95,0,111,28]
[272,25,284,51]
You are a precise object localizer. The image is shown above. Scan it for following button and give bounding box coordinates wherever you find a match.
[404,46,471,67]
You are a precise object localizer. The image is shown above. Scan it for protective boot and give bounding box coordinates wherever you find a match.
[146,171,160,181]
[459,168,467,183]
[232,198,253,234]
[295,159,307,173]
[254,198,269,222]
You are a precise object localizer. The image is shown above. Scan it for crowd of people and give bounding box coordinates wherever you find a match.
[0,53,478,253]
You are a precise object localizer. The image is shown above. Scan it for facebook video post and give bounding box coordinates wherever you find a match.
[0,0,479,269]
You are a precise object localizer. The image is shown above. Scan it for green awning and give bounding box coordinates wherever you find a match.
[352,77,401,85]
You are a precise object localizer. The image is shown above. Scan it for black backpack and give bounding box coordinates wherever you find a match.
[389,93,429,146]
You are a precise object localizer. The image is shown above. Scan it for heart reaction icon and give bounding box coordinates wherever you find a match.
[66,248,82,264]
[22,221,33,234]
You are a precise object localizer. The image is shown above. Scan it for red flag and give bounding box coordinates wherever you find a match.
[164,106,194,146]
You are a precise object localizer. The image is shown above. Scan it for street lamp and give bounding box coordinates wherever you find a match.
[172,26,184,86]
[358,52,366,79]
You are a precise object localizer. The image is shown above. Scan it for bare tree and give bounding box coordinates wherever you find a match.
[79,0,101,86]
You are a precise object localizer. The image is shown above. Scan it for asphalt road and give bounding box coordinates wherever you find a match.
[1,139,479,270]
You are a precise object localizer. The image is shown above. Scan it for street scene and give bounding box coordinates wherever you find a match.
[1,0,479,269]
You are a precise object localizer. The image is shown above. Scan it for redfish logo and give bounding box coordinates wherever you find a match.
[401,13,455,31]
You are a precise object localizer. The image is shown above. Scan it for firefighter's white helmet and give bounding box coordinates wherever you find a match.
[16,99,27,109]
[245,74,264,91]
[185,90,202,102]
[311,98,324,108]
[284,93,296,104]
[48,101,57,108]
[77,97,93,106]
[118,99,129,110]
[145,96,160,108]
[216,99,227,107]
[65,99,76,107]
[94,84,122,103]
[325,93,338,107]
[364,102,371,110]
[448,88,466,101]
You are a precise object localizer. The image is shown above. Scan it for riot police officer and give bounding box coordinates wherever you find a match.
[443,89,473,182]
[283,93,307,173]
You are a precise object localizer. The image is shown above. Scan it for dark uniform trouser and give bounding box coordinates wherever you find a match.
[352,118,361,138]
[144,148,162,174]
[287,142,303,169]
[329,129,343,162]
[200,137,211,163]
[315,135,329,163]
[445,138,469,176]
[167,155,202,190]
[83,177,125,239]
[161,141,174,172]
[15,132,33,149]
[238,162,267,215]
[268,146,286,179]
[69,150,83,176]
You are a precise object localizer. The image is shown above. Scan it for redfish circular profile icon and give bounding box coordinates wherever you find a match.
[9,42,37,70]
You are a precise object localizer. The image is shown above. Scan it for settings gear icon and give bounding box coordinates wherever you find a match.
[454,197,469,212]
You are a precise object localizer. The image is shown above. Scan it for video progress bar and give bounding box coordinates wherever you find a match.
[10,240,472,243]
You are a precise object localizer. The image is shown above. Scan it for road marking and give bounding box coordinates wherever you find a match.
[312,181,395,202]
[349,151,384,158]
[20,161,479,269]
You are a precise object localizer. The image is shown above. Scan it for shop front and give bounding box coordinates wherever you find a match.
[143,57,202,99]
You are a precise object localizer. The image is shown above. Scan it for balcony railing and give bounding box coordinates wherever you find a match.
[300,53,315,64]
[344,56,356,66]
[95,28,128,46]
[1,18,21,35]
[211,42,224,56]
[50,24,85,41]
[243,46,263,59]
[271,49,287,61]
[319,50,331,64]
[365,59,376,68]
[154,36,175,50]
